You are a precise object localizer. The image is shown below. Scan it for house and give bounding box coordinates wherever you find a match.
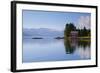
[70,31,78,38]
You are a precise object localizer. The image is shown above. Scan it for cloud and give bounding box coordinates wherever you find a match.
[77,16,91,29]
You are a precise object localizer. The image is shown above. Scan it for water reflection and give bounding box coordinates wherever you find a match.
[64,39,76,54]
[64,38,91,58]
[23,38,91,63]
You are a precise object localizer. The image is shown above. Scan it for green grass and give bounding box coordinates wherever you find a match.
[77,36,90,39]
[64,36,91,42]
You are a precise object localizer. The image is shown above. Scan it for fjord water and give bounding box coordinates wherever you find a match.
[23,38,90,63]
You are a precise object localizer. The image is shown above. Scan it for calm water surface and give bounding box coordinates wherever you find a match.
[23,38,91,63]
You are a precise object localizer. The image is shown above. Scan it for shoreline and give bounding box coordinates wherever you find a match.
[31,36,90,40]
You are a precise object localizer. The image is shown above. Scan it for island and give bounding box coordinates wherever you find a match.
[32,37,43,39]
[55,37,64,39]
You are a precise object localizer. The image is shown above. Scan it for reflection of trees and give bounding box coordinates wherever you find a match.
[78,40,90,50]
[64,38,76,54]
[64,38,90,54]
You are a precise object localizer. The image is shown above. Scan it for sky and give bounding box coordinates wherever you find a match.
[23,10,91,31]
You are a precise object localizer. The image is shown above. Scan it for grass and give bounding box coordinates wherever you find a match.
[64,36,91,42]
[77,36,90,39]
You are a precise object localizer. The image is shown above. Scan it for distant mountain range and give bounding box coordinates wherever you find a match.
[23,28,64,39]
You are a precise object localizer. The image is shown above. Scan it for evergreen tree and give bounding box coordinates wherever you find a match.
[64,23,76,37]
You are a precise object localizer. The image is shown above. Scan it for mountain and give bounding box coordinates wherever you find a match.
[23,28,64,39]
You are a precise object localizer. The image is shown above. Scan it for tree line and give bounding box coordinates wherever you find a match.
[64,23,90,37]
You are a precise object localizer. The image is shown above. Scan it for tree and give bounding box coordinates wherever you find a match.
[64,23,90,37]
[83,27,87,36]
[64,23,76,37]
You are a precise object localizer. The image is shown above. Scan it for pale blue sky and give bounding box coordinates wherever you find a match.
[23,10,91,31]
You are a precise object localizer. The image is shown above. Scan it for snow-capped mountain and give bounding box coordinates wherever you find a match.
[23,28,64,39]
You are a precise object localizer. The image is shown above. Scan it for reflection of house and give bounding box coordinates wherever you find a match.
[70,31,78,38]
[70,38,78,47]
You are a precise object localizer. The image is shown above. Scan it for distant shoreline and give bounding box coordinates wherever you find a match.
[31,36,90,40]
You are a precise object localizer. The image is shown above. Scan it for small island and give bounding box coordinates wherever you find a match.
[32,37,43,39]
[55,37,64,39]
